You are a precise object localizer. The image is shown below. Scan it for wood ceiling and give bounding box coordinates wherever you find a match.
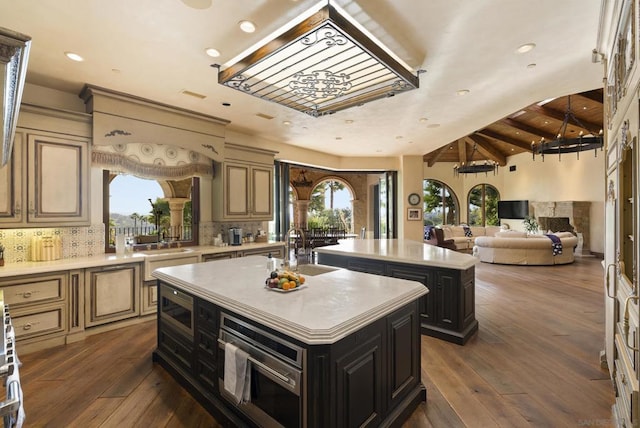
[423,89,604,166]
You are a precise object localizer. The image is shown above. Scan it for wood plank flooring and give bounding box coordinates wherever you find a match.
[18,257,614,427]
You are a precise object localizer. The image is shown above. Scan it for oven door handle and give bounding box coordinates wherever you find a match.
[218,338,292,385]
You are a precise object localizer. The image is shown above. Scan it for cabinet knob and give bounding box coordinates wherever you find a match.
[22,291,32,299]
[14,203,21,215]
[22,323,32,331]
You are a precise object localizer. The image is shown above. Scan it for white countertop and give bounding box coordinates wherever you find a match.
[314,239,478,270]
[0,242,285,278]
[152,255,427,345]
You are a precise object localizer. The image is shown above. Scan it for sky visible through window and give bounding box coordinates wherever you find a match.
[110,175,163,215]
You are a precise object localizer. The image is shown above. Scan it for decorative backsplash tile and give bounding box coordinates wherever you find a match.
[0,225,105,263]
[0,221,272,264]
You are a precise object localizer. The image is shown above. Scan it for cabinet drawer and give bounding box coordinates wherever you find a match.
[196,329,217,358]
[615,358,639,427]
[158,321,193,371]
[12,305,66,340]
[195,357,217,390]
[197,300,217,332]
[202,252,237,262]
[1,273,66,307]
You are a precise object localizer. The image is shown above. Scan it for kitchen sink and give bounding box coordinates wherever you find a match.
[141,248,202,281]
[295,264,338,276]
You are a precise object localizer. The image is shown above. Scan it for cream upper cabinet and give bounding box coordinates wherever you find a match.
[0,105,93,227]
[0,132,24,224]
[27,133,90,224]
[0,129,90,227]
[213,143,276,221]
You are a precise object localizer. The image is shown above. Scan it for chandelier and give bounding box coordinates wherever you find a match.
[215,2,421,117]
[453,143,499,176]
[532,96,603,161]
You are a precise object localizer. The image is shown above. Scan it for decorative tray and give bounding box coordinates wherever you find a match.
[265,284,307,293]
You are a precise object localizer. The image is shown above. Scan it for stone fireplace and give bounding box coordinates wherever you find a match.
[530,201,591,256]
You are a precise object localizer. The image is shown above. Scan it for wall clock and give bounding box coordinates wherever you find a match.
[408,193,421,206]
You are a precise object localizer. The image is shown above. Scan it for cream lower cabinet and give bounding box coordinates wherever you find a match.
[141,280,158,316]
[84,264,140,327]
[0,271,69,352]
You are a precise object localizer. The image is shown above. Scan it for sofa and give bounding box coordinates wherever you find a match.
[474,231,578,265]
[425,225,504,251]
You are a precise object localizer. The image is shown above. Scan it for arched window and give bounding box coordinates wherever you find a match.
[423,179,459,225]
[468,184,500,226]
[307,179,354,233]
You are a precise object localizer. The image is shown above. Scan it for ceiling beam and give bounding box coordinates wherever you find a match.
[467,134,507,166]
[526,104,602,133]
[476,129,533,151]
[458,139,467,164]
[425,143,453,167]
[576,90,603,104]
[501,117,557,140]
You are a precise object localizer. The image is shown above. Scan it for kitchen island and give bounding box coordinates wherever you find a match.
[151,255,427,428]
[314,239,479,345]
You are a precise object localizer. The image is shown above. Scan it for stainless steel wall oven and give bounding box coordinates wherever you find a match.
[217,312,305,428]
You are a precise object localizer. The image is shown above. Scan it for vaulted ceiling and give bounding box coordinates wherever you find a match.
[423,89,604,167]
[0,0,604,162]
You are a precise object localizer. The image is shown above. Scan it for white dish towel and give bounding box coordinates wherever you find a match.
[224,342,251,404]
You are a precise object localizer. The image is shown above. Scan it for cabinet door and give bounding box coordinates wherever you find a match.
[0,132,24,224]
[251,165,273,218]
[334,333,384,427]
[225,163,250,218]
[141,280,158,316]
[435,270,460,330]
[27,134,89,224]
[85,264,140,327]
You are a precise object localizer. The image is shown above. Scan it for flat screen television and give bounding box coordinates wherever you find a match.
[497,200,529,219]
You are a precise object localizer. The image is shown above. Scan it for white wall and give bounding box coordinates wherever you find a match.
[423,151,605,254]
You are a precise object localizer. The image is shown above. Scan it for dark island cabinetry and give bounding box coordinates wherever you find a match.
[317,253,478,345]
[153,281,425,427]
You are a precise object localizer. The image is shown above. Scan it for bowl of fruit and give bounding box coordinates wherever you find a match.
[265,270,306,292]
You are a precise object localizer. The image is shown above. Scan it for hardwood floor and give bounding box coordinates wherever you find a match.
[18,257,614,427]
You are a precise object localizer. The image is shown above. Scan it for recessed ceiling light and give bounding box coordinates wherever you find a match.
[456,89,470,96]
[335,137,342,140]
[282,120,292,126]
[395,136,403,139]
[64,51,84,62]
[345,119,354,124]
[205,48,221,58]
[239,20,256,33]
[516,43,536,54]
[419,117,428,123]
[527,63,537,69]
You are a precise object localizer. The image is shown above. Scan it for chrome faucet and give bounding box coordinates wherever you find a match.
[284,226,306,271]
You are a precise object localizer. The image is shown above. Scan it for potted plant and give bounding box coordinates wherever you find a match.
[523,215,539,235]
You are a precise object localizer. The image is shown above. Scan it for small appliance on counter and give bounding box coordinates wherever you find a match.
[228,227,242,246]
[30,236,63,261]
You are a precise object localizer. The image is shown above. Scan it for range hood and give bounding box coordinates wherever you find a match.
[0,27,31,166]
